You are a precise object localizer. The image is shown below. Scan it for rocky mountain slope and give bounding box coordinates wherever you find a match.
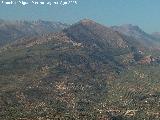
[1,19,148,66]
[0,19,160,120]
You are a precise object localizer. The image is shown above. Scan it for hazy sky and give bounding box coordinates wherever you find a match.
[0,0,160,33]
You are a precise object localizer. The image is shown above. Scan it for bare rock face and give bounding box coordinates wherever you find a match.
[138,55,152,64]
[138,55,160,64]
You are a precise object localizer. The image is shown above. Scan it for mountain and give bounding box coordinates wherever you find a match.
[3,19,147,65]
[0,19,160,120]
[111,24,160,49]
[152,32,160,39]
[64,19,128,49]
[63,19,150,64]
[0,19,69,46]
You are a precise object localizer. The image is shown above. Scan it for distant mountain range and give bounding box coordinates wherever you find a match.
[111,24,160,49]
[152,32,160,39]
[0,19,69,46]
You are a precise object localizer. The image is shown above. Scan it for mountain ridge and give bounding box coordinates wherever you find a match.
[111,24,160,49]
[0,19,69,46]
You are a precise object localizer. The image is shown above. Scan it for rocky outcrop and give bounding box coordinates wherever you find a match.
[138,55,160,64]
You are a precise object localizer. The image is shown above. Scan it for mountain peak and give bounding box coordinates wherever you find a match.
[119,24,141,31]
[152,32,160,39]
[112,24,145,35]
[111,24,160,48]
[121,24,136,27]
[79,19,96,25]
[152,32,160,35]
[63,19,129,49]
